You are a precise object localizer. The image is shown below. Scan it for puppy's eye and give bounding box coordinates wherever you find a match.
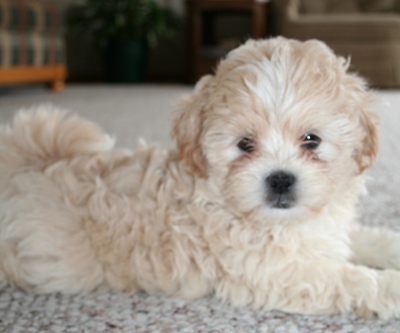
[302,134,321,150]
[238,137,255,153]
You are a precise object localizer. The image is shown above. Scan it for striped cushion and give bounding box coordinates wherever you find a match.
[0,30,65,66]
[0,0,65,34]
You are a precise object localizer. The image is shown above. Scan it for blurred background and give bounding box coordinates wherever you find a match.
[1,0,400,90]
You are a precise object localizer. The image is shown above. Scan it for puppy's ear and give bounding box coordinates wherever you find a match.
[171,75,213,177]
[355,104,379,173]
[328,50,379,173]
[345,78,379,173]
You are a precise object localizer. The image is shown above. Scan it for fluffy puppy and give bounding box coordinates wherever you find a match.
[1,37,400,319]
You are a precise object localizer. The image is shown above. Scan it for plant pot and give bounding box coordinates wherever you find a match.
[105,38,148,83]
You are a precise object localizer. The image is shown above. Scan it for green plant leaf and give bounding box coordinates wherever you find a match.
[67,0,182,48]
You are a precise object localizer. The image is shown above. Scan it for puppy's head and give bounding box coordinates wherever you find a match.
[172,37,378,221]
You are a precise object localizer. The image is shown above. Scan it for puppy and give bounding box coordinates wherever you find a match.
[1,37,400,319]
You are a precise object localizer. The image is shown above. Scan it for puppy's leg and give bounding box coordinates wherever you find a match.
[350,225,400,270]
[0,190,105,294]
[217,262,400,319]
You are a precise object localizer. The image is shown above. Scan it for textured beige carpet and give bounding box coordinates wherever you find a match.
[0,84,399,332]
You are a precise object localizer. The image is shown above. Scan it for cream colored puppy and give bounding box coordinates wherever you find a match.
[1,37,400,319]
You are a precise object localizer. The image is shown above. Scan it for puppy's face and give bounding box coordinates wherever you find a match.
[173,38,378,222]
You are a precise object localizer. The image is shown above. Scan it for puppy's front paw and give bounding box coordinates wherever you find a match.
[374,270,400,319]
[351,227,400,270]
[342,267,400,319]
[383,235,400,270]
[349,269,400,319]
[354,302,376,319]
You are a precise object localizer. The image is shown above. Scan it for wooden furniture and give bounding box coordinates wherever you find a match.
[0,65,67,92]
[0,0,67,92]
[187,0,271,82]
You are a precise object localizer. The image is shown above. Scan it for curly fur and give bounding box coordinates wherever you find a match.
[1,37,400,319]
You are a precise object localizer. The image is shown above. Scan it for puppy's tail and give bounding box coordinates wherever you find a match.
[0,105,115,168]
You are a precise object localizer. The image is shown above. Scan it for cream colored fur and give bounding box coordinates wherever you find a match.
[1,37,400,319]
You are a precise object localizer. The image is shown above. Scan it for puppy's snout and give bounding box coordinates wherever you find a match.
[266,171,296,195]
[266,171,297,209]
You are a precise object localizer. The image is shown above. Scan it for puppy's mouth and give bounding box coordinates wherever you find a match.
[267,193,296,209]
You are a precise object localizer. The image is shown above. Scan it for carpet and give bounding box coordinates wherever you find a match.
[0,84,399,333]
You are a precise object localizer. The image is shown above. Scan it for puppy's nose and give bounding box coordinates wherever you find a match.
[266,171,296,195]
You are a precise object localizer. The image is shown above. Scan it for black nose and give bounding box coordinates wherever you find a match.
[266,171,296,195]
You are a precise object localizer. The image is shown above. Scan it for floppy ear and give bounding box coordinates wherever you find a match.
[355,104,379,173]
[171,75,214,178]
[346,80,379,173]
[340,69,379,173]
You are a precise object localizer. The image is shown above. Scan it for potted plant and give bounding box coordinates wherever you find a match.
[69,0,181,83]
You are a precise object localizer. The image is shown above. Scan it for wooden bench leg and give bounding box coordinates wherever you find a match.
[49,80,65,92]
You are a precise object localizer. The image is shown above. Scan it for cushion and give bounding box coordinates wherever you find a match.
[0,30,65,66]
[328,0,359,13]
[301,0,360,13]
[301,0,400,13]
[0,0,65,34]
[300,0,328,13]
[282,14,400,41]
[359,0,397,12]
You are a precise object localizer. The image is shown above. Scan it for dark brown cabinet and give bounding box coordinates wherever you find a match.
[187,0,271,82]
